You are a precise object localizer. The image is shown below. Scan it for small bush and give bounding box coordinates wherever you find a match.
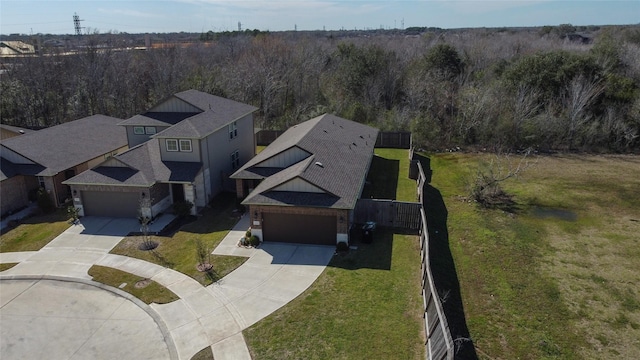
[245,229,252,238]
[173,201,194,218]
[36,187,54,213]
[250,235,260,247]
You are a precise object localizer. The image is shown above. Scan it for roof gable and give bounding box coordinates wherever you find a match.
[270,177,327,194]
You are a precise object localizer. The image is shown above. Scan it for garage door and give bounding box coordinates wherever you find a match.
[262,213,336,245]
[82,191,140,218]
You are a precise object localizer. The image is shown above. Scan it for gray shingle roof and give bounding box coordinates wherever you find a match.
[236,114,378,210]
[63,139,201,186]
[1,115,127,177]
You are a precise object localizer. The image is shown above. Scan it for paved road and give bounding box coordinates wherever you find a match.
[0,215,335,360]
[0,279,171,360]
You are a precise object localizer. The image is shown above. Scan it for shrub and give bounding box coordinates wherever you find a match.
[67,205,80,222]
[36,187,54,213]
[250,235,260,247]
[173,201,193,218]
[336,241,349,252]
[245,229,252,238]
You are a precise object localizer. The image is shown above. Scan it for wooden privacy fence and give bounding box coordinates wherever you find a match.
[353,199,421,230]
[256,130,412,149]
[420,207,454,360]
[416,156,454,359]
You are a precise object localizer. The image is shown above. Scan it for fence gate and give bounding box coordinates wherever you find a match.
[354,199,421,230]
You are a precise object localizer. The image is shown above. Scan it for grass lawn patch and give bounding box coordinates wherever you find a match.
[0,263,18,272]
[0,209,71,253]
[110,193,247,286]
[190,346,213,360]
[88,265,179,304]
[363,148,416,202]
[245,231,424,360]
[427,153,640,359]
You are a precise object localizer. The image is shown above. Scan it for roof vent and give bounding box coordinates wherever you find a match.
[352,142,357,147]
[19,130,25,134]
[314,162,324,168]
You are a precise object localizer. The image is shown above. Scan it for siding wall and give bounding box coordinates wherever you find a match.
[126,126,169,147]
[200,113,255,199]
[272,178,324,193]
[256,146,309,168]
[159,138,202,162]
[0,145,35,164]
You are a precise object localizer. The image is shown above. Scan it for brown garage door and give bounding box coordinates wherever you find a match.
[262,213,336,245]
[82,191,140,218]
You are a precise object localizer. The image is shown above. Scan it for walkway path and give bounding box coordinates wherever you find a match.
[0,214,335,360]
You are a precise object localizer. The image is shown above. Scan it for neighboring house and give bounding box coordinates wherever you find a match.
[0,41,36,57]
[231,114,378,245]
[64,90,258,218]
[0,124,34,140]
[0,115,128,216]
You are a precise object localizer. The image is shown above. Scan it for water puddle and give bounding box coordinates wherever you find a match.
[531,206,578,221]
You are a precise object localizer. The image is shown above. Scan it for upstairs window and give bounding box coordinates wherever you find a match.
[133,126,145,135]
[229,121,238,139]
[231,150,240,169]
[166,139,178,152]
[179,139,192,152]
[145,126,156,135]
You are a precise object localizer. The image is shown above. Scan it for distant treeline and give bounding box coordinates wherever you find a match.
[1,24,639,152]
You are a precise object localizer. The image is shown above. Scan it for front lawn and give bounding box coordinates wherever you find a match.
[245,149,425,359]
[0,209,71,253]
[110,193,247,286]
[88,265,179,304]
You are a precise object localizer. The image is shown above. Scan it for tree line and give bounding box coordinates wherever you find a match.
[1,25,639,152]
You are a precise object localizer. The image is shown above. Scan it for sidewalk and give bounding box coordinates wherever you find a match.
[0,215,335,360]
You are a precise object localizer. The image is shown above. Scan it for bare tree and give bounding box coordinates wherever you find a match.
[563,75,604,149]
[470,149,536,209]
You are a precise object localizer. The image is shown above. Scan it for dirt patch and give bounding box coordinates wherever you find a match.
[196,263,213,272]
[134,279,152,288]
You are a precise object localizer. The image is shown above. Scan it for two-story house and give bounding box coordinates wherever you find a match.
[63,90,257,218]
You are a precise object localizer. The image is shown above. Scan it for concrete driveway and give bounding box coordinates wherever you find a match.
[0,279,172,360]
[0,214,336,360]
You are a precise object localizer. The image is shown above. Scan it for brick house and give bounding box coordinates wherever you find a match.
[231,114,378,245]
[63,90,258,218]
[0,115,128,217]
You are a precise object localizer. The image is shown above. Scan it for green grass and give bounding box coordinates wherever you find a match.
[0,209,71,253]
[88,265,179,304]
[110,193,247,286]
[245,149,424,360]
[245,231,424,360]
[427,153,640,359]
[0,263,18,272]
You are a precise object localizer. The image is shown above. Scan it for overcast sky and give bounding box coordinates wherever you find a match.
[1,0,639,35]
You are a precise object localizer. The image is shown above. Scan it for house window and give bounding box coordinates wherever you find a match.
[179,139,192,152]
[145,126,156,135]
[229,121,238,139]
[133,126,145,135]
[231,150,240,169]
[166,139,178,152]
[37,176,46,188]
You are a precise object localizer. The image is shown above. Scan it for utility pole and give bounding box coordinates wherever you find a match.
[73,12,84,36]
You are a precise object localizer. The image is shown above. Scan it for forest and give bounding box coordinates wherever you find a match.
[1,24,639,152]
